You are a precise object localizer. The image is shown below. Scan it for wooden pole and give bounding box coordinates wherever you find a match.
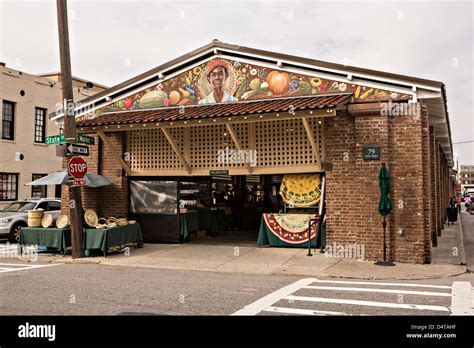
[57,0,84,258]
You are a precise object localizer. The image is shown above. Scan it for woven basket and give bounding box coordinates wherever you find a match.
[116,218,128,226]
[41,214,53,228]
[56,215,69,229]
[106,217,117,228]
[96,218,107,229]
[84,209,98,228]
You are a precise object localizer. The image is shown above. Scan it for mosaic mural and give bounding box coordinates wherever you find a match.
[92,58,412,117]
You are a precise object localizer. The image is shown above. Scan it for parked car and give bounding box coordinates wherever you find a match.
[0,198,62,243]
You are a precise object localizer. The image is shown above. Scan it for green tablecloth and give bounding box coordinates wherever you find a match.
[19,227,71,253]
[257,218,325,248]
[84,223,143,256]
[198,209,221,237]
[179,211,200,241]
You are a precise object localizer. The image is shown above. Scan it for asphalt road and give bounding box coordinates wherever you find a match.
[1,260,473,316]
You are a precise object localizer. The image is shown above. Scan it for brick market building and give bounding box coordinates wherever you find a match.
[54,41,455,264]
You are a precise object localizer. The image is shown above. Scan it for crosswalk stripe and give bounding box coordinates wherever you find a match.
[284,295,450,312]
[303,285,451,297]
[308,279,452,289]
[232,278,317,315]
[263,306,350,316]
[0,264,61,274]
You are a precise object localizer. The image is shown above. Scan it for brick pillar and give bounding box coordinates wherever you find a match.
[420,104,431,263]
[324,110,356,249]
[429,126,438,246]
[98,132,128,218]
[435,141,443,235]
[388,104,426,264]
[353,112,390,262]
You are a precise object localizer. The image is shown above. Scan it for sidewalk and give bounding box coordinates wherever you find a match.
[431,214,465,266]
[460,211,474,271]
[35,235,466,280]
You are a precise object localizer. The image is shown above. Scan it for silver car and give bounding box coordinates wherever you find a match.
[0,198,62,243]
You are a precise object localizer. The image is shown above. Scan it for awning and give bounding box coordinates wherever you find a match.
[25,171,115,188]
[76,93,353,127]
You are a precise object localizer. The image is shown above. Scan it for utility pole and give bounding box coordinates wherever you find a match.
[57,0,84,258]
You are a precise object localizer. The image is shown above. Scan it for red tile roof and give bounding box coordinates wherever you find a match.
[77,93,353,127]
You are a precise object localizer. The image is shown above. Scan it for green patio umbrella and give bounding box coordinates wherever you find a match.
[376,163,394,266]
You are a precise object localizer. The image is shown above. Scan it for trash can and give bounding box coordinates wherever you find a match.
[446,207,458,225]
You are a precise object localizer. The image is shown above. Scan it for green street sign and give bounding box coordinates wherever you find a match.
[76,134,95,145]
[45,134,66,145]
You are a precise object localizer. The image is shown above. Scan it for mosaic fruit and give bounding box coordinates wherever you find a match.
[169,91,180,105]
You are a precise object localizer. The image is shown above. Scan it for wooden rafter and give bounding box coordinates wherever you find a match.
[97,131,131,176]
[225,123,252,174]
[301,117,321,164]
[161,128,191,174]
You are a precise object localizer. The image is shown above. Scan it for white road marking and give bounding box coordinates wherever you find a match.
[303,285,451,297]
[0,263,61,274]
[263,306,350,316]
[450,282,474,315]
[284,295,450,312]
[308,279,452,289]
[233,277,459,316]
[232,278,316,315]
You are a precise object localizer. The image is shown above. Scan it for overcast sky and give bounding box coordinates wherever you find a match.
[1,0,473,165]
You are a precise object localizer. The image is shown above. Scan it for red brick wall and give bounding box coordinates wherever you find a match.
[429,126,439,246]
[326,102,432,263]
[421,105,432,263]
[97,132,128,219]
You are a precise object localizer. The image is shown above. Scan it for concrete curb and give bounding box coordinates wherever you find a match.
[459,212,467,266]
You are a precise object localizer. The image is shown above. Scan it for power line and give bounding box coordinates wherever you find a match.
[453,140,474,145]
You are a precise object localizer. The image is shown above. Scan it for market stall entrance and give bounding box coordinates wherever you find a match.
[128,173,324,246]
[77,94,352,244]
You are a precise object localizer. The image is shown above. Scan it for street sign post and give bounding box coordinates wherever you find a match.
[76,134,95,145]
[71,179,86,187]
[68,156,88,180]
[46,134,66,145]
[66,143,89,156]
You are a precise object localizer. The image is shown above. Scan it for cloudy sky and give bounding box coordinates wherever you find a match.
[1,0,473,164]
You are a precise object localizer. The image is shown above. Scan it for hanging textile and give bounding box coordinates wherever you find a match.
[279,174,321,207]
[262,213,317,244]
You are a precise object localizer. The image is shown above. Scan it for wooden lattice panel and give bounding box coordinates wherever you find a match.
[254,118,323,168]
[126,116,324,175]
[128,128,184,171]
[189,123,249,169]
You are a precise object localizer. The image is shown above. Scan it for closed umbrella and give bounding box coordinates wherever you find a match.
[375,163,395,266]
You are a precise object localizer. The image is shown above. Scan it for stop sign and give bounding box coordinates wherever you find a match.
[68,156,88,179]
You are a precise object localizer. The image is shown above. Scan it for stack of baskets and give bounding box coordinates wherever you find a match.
[84,209,134,229]
[28,209,70,229]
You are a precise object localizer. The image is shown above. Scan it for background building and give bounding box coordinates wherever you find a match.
[0,63,106,207]
[460,165,474,194]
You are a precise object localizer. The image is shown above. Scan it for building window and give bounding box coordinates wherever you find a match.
[2,101,15,140]
[0,173,18,201]
[34,107,46,143]
[31,174,47,198]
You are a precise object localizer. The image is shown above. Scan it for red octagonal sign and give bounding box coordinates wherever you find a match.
[68,156,88,179]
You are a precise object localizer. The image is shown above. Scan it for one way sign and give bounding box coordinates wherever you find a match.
[66,143,89,156]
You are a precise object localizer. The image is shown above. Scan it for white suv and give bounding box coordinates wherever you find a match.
[0,198,62,243]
